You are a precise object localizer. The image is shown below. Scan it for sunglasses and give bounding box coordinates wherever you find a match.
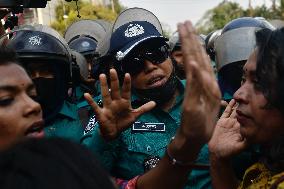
[118,44,169,75]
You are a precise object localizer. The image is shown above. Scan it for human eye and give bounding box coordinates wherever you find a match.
[0,96,14,106]
[252,78,262,91]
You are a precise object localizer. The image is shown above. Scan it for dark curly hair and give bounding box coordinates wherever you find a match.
[0,138,116,189]
[255,28,284,114]
[0,47,20,66]
[255,28,284,174]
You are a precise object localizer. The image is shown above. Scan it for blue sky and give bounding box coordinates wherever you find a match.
[119,0,272,32]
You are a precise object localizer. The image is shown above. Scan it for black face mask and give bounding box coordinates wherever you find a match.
[33,78,59,122]
[134,71,179,106]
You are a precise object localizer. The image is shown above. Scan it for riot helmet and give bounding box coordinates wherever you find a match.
[69,37,98,56]
[71,50,89,81]
[64,19,107,56]
[111,7,163,34]
[216,17,275,71]
[70,50,96,98]
[65,19,108,81]
[168,31,180,52]
[95,19,112,33]
[168,32,183,78]
[91,29,113,80]
[215,17,275,101]
[205,29,222,62]
[6,28,72,124]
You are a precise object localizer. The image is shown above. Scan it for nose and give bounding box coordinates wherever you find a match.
[143,60,157,74]
[233,84,249,105]
[23,94,42,118]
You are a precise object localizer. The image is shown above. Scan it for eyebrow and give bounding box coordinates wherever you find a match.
[243,69,256,77]
[0,83,35,93]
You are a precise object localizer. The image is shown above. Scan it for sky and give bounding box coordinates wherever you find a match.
[119,0,272,32]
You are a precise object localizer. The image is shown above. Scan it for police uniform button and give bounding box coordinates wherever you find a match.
[146,146,151,152]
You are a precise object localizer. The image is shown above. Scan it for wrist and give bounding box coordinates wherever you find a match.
[167,135,204,163]
[209,152,232,165]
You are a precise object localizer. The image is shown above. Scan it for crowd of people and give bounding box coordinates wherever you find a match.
[0,6,284,189]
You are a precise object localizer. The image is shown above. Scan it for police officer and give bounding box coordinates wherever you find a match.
[215,17,275,102]
[204,29,222,75]
[6,27,84,143]
[81,12,213,188]
[65,20,109,79]
[168,32,184,79]
[64,19,111,101]
[169,32,206,80]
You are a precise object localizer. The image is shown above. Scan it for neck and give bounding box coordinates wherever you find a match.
[160,89,179,112]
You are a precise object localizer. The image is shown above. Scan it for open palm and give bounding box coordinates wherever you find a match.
[84,69,156,140]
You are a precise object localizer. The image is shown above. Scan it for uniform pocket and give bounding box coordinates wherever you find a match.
[122,131,170,157]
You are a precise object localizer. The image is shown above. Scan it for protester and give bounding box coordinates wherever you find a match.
[0,47,44,151]
[6,28,84,142]
[0,138,116,189]
[209,27,284,188]
[213,17,276,179]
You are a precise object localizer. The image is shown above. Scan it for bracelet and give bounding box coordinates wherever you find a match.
[166,136,210,169]
[166,146,196,167]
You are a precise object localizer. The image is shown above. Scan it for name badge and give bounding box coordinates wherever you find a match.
[132,121,166,132]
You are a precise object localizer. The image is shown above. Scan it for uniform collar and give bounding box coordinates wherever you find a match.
[58,101,78,120]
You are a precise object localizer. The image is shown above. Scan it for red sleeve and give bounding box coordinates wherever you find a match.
[115,176,139,189]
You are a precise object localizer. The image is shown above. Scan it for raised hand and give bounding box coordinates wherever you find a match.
[84,69,156,140]
[177,21,221,144]
[209,99,247,159]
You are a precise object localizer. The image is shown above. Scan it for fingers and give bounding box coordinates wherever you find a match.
[99,74,112,106]
[221,100,228,108]
[84,93,100,115]
[133,101,156,117]
[110,69,121,100]
[178,21,196,75]
[229,107,237,118]
[184,21,212,74]
[121,73,131,100]
[179,20,220,103]
[183,61,202,104]
[179,21,211,74]
[220,99,236,118]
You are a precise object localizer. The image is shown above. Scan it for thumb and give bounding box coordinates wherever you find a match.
[133,101,156,118]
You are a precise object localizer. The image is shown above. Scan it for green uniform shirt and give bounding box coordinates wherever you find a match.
[44,101,84,143]
[81,80,212,189]
[73,81,101,104]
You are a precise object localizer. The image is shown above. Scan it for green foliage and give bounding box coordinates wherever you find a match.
[196,2,245,34]
[196,0,284,35]
[51,1,122,35]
